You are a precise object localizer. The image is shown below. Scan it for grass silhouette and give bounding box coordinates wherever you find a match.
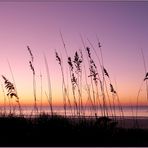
[27,46,38,114]
[0,36,147,146]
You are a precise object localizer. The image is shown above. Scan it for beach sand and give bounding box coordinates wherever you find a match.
[117,117,148,129]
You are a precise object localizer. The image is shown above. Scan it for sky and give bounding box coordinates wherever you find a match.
[0,1,148,107]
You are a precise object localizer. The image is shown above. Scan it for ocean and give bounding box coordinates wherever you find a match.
[0,105,148,118]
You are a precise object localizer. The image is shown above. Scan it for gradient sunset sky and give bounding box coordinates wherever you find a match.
[0,1,148,106]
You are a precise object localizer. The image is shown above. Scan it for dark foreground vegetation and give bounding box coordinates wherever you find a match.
[0,114,148,146]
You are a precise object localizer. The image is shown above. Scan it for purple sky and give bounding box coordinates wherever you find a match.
[0,1,148,106]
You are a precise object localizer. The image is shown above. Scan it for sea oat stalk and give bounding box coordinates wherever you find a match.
[55,50,73,117]
[27,46,38,114]
[2,75,22,115]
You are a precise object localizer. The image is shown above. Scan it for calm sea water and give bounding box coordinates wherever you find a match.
[0,106,148,118]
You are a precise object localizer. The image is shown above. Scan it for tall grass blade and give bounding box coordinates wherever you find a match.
[43,54,53,116]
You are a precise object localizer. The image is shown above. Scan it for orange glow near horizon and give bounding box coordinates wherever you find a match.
[0,88,147,107]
